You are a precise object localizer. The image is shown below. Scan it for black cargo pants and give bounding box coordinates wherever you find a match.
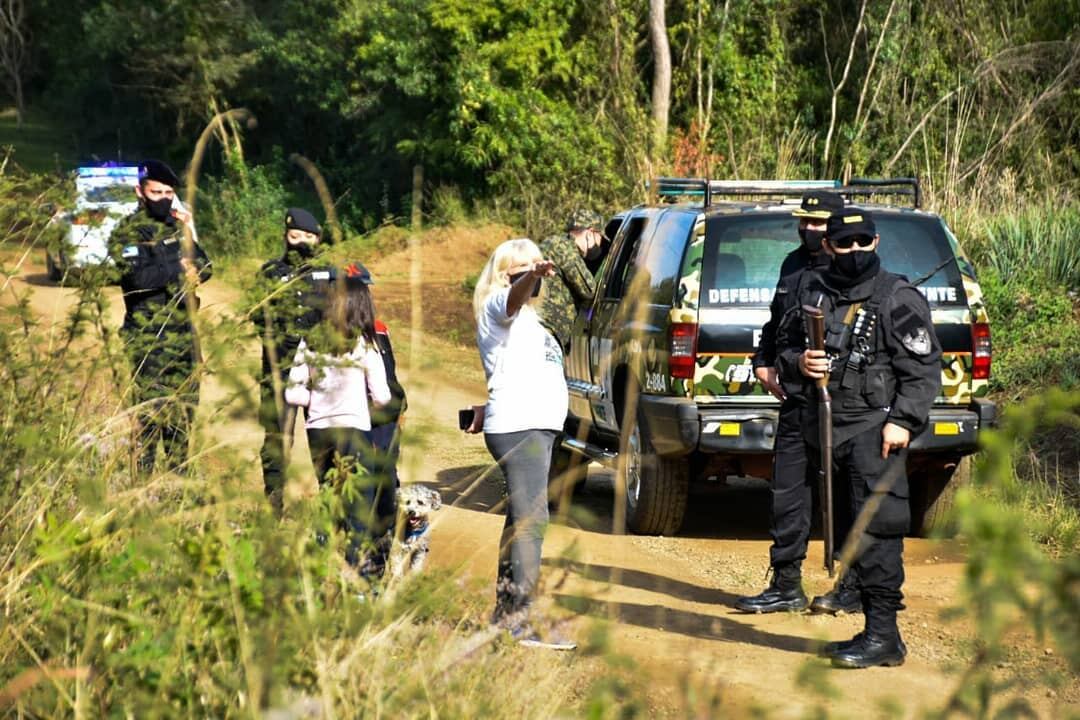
[813,424,910,638]
[123,323,198,474]
[769,401,812,568]
[769,401,855,571]
[258,357,291,499]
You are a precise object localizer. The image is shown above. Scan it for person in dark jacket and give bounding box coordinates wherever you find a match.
[777,208,942,668]
[736,190,846,614]
[254,207,335,514]
[109,159,211,474]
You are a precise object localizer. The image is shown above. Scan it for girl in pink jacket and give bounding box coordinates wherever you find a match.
[286,264,392,568]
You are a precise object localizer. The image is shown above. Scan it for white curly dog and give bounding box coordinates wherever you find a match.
[389,484,442,583]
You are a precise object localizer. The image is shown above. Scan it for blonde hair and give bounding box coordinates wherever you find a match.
[472,238,542,320]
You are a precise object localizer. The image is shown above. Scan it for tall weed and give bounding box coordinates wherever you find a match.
[977,269,1080,398]
[0,169,643,717]
[942,390,1080,715]
[961,201,1080,291]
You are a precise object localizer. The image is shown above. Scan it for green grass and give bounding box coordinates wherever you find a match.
[0,107,76,174]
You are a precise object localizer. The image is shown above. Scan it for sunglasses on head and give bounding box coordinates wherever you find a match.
[829,234,875,249]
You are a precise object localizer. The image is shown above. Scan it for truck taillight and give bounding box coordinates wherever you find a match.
[972,322,991,380]
[669,322,698,380]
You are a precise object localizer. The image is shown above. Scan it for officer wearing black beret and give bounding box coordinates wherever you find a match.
[108,159,212,474]
[254,207,336,514]
[775,207,942,668]
[737,190,849,614]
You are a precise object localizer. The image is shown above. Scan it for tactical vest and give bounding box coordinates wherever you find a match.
[812,271,904,414]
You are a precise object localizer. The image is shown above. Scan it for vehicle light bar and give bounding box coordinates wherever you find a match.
[650,177,922,209]
[77,166,140,179]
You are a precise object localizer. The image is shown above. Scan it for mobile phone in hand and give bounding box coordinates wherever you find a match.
[458,408,475,431]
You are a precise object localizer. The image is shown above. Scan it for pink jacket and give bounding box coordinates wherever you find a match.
[285,338,391,431]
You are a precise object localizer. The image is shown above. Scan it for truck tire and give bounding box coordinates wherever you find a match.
[548,442,587,513]
[45,252,63,282]
[618,409,689,535]
[910,456,972,537]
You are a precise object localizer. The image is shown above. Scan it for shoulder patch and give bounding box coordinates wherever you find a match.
[122,245,139,258]
[901,327,933,355]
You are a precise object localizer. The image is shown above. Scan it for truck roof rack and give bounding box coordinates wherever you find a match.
[650,177,922,209]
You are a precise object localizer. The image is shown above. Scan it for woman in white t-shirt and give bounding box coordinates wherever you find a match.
[468,238,573,648]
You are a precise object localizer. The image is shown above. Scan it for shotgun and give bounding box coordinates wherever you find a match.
[803,304,835,577]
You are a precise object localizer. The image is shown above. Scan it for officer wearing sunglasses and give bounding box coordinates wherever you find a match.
[774,207,942,669]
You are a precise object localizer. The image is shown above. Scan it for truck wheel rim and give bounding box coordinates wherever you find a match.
[625,424,642,508]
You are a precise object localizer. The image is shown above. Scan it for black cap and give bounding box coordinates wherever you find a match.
[341,261,374,285]
[827,208,877,243]
[792,190,844,219]
[139,159,180,188]
[285,207,322,236]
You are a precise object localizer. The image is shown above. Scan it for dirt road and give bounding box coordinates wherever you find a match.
[9,255,1073,719]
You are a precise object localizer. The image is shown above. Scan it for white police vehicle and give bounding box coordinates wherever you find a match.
[45,165,140,281]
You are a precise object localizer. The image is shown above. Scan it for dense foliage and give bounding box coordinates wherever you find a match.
[14,0,1080,233]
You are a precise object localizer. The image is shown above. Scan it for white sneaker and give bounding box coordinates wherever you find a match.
[511,625,577,651]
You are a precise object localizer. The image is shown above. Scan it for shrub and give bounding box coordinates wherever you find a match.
[199,155,290,258]
[978,270,1080,398]
[964,201,1080,291]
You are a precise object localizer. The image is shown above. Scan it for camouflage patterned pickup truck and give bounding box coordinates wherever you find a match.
[559,178,995,536]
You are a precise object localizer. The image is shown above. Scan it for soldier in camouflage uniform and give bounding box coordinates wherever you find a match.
[108,160,212,474]
[536,209,605,350]
[253,208,335,514]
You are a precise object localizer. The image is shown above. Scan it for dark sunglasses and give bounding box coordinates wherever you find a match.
[508,272,542,297]
[829,234,875,249]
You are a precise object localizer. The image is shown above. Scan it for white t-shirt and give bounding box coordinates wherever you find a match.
[285,338,391,431]
[477,289,568,434]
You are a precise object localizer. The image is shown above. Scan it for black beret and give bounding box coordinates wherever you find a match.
[827,208,877,242]
[792,190,844,219]
[139,159,180,188]
[285,207,322,236]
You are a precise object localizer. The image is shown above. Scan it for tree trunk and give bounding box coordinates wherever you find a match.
[0,0,28,128]
[13,70,23,127]
[649,0,671,161]
[408,164,424,373]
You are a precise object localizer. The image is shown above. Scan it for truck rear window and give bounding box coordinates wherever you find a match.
[701,212,964,306]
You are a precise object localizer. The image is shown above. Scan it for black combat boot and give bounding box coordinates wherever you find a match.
[830,632,907,668]
[810,570,862,614]
[734,563,808,613]
[831,603,906,668]
[819,632,907,658]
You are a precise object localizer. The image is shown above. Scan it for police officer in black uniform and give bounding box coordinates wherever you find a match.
[109,159,212,474]
[776,208,942,668]
[254,208,334,514]
[736,190,847,613]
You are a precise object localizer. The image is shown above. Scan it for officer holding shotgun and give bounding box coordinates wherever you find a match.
[776,208,941,668]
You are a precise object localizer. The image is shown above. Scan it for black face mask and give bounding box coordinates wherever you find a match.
[287,242,317,260]
[144,196,173,222]
[829,250,881,286]
[508,272,542,297]
[798,227,825,253]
